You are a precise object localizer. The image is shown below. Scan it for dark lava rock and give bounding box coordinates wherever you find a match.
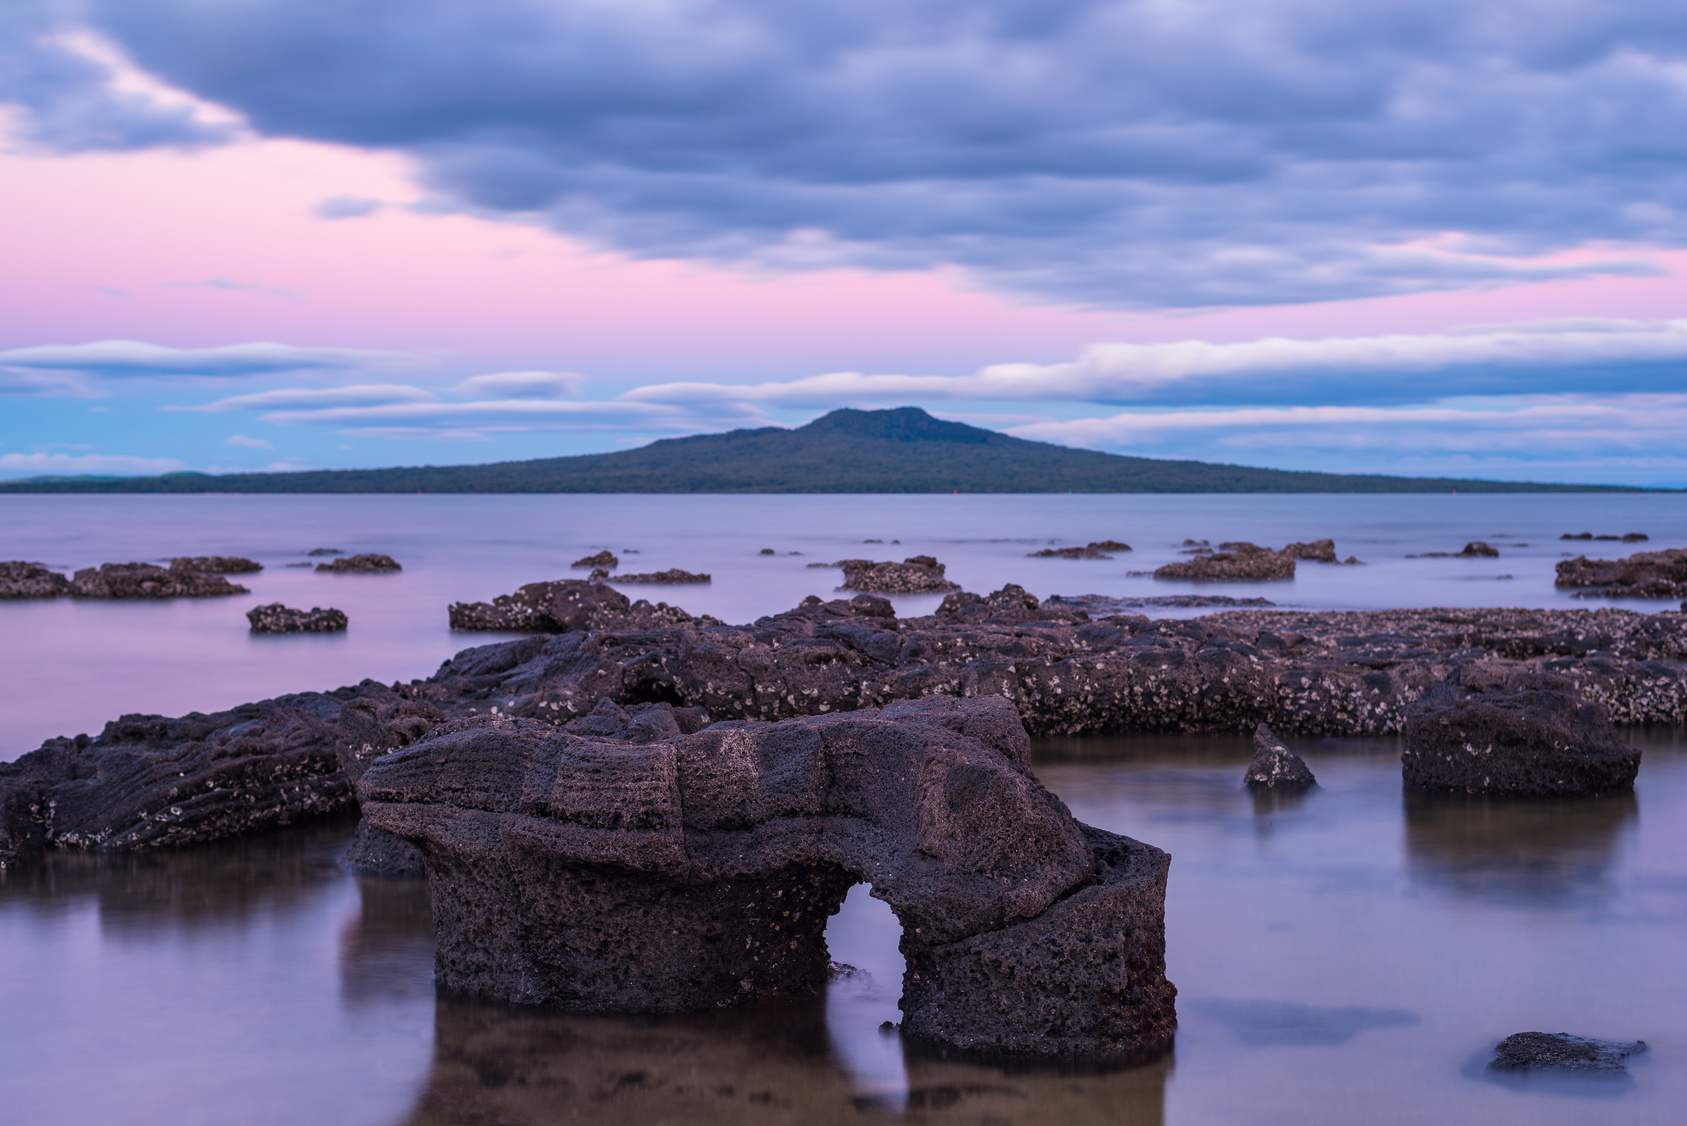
[1403,667,1640,795]
[342,821,426,876]
[613,568,712,584]
[1557,546,1687,600]
[1028,540,1132,559]
[449,578,709,632]
[359,696,1176,1062]
[1282,539,1338,563]
[572,551,619,569]
[247,603,348,633]
[316,553,401,573]
[1155,544,1296,581]
[1243,724,1316,790]
[0,561,71,599]
[1459,541,1500,557]
[1490,1032,1647,1074]
[1044,593,1272,613]
[838,556,961,593]
[69,561,249,598]
[172,555,262,574]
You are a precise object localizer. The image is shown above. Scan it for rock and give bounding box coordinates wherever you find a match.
[838,556,960,593]
[449,578,711,632]
[0,561,71,599]
[1403,668,1641,795]
[1154,544,1296,581]
[307,548,345,556]
[359,696,1176,1062]
[1028,540,1132,559]
[247,603,348,633]
[1046,593,1273,612]
[171,555,262,574]
[1556,546,1687,599]
[315,553,401,573]
[1489,1032,1647,1074]
[1243,724,1316,790]
[1282,539,1339,563]
[759,548,776,555]
[342,820,426,876]
[69,561,249,598]
[572,551,618,569]
[613,568,712,584]
[1459,541,1500,557]
[1563,533,1648,543]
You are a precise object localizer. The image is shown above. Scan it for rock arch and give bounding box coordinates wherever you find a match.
[359,695,1175,1063]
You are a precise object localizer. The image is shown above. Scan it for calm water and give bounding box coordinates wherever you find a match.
[2,492,1684,758]
[2,729,1683,1125]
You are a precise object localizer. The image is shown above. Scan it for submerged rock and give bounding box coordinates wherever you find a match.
[1489,1032,1647,1074]
[1155,544,1296,581]
[0,561,71,599]
[69,561,249,598]
[247,603,348,633]
[571,550,619,569]
[171,555,262,574]
[1557,546,1687,600]
[1282,539,1337,563]
[1403,667,1641,795]
[837,555,960,593]
[315,553,401,573]
[1561,532,1648,543]
[1028,540,1132,559]
[359,696,1176,1062]
[613,568,712,584]
[1460,541,1500,557]
[1243,724,1316,790]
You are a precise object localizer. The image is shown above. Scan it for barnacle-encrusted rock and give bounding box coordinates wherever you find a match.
[359,696,1177,1063]
[1243,724,1316,790]
[837,555,960,593]
[247,603,348,633]
[1489,1032,1647,1074]
[0,561,71,598]
[449,578,709,631]
[612,568,712,584]
[1403,666,1641,795]
[315,553,401,573]
[1557,546,1687,600]
[69,560,249,598]
[1154,543,1296,581]
[172,555,262,574]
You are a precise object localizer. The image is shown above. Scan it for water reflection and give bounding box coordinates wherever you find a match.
[1190,999,1419,1047]
[340,874,434,1007]
[1403,790,1638,906]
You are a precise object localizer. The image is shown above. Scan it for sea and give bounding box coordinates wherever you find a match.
[2,492,1685,1125]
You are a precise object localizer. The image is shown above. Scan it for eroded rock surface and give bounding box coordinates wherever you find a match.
[359,696,1176,1062]
[1557,546,1687,600]
[838,556,961,593]
[0,561,71,599]
[1403,666,1641,795]
[316,553,402,573]
[247,603,348,633]
[1243,724,1316,790]
[70,561,249,598]
[1489,1032,1647,1074]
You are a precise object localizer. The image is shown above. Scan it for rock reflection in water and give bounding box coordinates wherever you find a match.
[1403,790,1638,905]
[399,995,1169,1126]
[340,873,434,1007]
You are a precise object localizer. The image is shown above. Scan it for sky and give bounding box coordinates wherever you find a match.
[2,0,1686,485]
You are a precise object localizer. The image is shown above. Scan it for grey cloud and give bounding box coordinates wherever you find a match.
[0,340,414,379]
[314,195,383,219]
[6,1,1687,304]
[452,370,585,399]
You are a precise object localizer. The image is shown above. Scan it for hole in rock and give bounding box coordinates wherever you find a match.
[823,884,908,1104]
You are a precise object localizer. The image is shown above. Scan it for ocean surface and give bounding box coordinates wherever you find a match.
[2,492,1685,1126]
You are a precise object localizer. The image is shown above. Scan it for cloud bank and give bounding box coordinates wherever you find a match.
[0,340,410,379]
[7,0,1687,306]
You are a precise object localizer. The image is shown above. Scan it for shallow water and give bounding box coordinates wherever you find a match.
[3,492,1685,759]
[3,730,1683,1125]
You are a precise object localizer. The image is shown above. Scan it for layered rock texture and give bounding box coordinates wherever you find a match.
[1402,666,1641,795]
[247,603,348,633]
[836,555,961,593]
[0,561,72,598]
[316,553,402,573]
[1243,725,1316,791]
[359,695,1176,1062]
[1557,546,1687,600]
[69,560,249,598]
[7,584,1686,868]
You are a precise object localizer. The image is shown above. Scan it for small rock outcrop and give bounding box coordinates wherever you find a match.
[449,578,706,632]
[1562,532,1648,542]
[172,555,262,574]
[0,561,71,599]
[316,553,402,573]
[1155,543,1295,581]
[247,603,348,633]
[837,556,960,593]
[359,696,1176,1063]
[1029,540,1132,559]
[1489,1032,1647,1074]
[572,551,619,570]
[69,561,249,598]
[613,568,711,584]
[1460,541,1500,557]
[1281,539,1337,563]
[1556,546,1687,600]
[1243,725,1316,790]
[1403,667,1641,795]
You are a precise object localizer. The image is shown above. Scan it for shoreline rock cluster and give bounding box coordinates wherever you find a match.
[1557,545,1687,600]
[1,558,254,599]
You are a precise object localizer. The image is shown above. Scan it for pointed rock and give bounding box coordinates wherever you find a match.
[1244,724,1316,791]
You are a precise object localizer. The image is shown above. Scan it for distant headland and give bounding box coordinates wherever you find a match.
[0,407,1656,494]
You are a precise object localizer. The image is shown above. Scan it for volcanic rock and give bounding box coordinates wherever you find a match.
[315,553,401,573]
[1556,546,1687,600]
[572,551,619,569]
[1029,540,1132,559]
[1155,544,1295,581]
[359,696,1177,1062]
[69,561,249,598]
[1489,1032,1647,1074]
[838,556,961,593]
[0,561,71,599]
[449,578,708,632]
[172,555,262,574]
[247,603,348,633]
[1243,724,1316,790]
[613,568,712,584]
[1403,667,1640,795]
